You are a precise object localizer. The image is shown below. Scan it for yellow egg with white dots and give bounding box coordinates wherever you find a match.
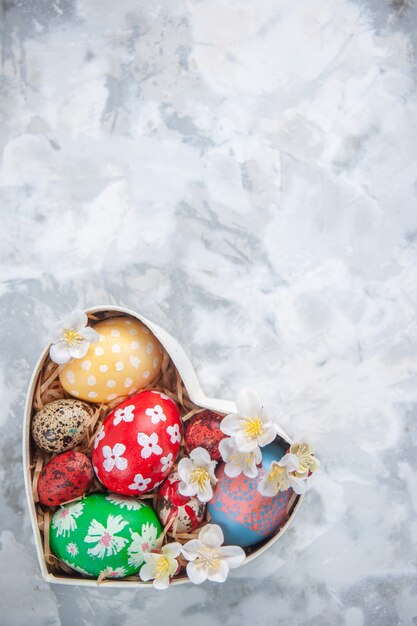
[60,317,163,403]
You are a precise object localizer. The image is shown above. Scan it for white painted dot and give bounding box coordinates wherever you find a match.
[143,370,150,379]
[142,327,149,334]
[87,375,96,386]
[112,344,121,353]
[66,371,75,384]
[99,364,108,372]
[124,319,132,325]
[99,334,105,341]
[115,361,124,371]
[146,342,153,354]
[107,380,116,388]
[81,360,91,371]
[88,391,98,399]
[107,394,117,401]
[130,341,140,350]
[124,377,133,388]
[130,355,141,369]
[153,357,159,369]
[128,328,138,335]
[70,390,80,397]
[110,329,120,337]
[95,346,104,356]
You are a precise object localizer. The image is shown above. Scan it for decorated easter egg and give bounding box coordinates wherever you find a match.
[184,410,225,461]
[50,492,162,578]
[207,443,295,548]
[92,390,182,496]
[157,470,206,532]
[32,399,94,453]
[60,316,163,403]
[37,451,94,506]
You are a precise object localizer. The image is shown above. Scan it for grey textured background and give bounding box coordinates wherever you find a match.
[1,1,417,625]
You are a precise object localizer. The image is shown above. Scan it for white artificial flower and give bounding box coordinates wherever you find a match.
[289,440,320,477]
[127,523,159,569]
[137,432,162,459]
[52,501,84,537]
[49,309,99,365]
[113,405,135,426]
[102,443,128,472]
[178,447,218,503]
[139,542,182,590]
[145,404,167,424]
[258,453,307,497]
[160,453,173,473]
[84,514,128,559]
[93,427,105,449]
[166,424,181,444]
[182,524,245,584]
[218,437,262,478]
[128,473,152,492]
[220,389,276,453]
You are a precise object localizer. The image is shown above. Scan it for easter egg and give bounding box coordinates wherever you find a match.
[50,492,162,578]
[92,390,182,496]
[157,470,206,532]
[60,316,163,403]
[207,443,295,548]
[32,399,94,453]
[38,451,94,506]
[184,410,225,461]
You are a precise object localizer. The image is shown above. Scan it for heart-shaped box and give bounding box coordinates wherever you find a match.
[23,305,304,587]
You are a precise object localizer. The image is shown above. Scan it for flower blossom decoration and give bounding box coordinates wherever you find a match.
[178,447,218,503]
[258,440,319,497]
[182,524,246,584]
[218,437,262,478]
[139,543,182,590]
[220,389,276,453]
[49,309,99,365]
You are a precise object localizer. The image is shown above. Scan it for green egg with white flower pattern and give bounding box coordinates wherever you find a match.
[49,493,162,578]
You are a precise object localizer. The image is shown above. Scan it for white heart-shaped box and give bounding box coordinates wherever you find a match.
[23,305,304,587]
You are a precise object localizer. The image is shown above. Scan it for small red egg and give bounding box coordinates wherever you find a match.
[157,470,206,532]
[37,451,94,506]
[92,390,182,496]
[184,410,225,461]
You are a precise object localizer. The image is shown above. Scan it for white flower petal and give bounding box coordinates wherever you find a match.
[258,476,277,497]
[162,542,182,559]
[289,475,307,495]
[50,323,66,344]
[69,341,90,360]
[177,458,193,483]
[181,539,201,561]
[153,574,170,590]
[218,545,246,569]
[279,453,300,472]
[207,559,229,583]
[224,462,242,478]
[220,414,242,437]
[186,561,208,585]
[236,388,262,419]
[218,437,232,462]
[139,562,155,582]
[49,342,71,364]
[243,463,259,479]
[198,524,224,549]
[63,309,87,331]
[178,481,197,498]
[189,447,211,465]
[79,326,100,343]
[197,481,213,503]
[257,424,277,448]
[234,433,259,452]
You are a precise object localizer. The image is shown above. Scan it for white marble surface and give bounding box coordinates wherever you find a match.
[1,0,417,624]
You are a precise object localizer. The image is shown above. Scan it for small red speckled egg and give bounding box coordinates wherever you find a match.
[157,470,206,532]
[92,390,182,496]
[184,410,226,461]
[37,451,94,506]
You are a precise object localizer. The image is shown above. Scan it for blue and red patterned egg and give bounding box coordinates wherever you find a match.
[156,470,206,533]
[207,442,294,548]
[92,391,182,496]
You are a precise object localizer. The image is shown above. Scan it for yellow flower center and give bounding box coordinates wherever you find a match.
[267,464,285,484]
[243,417,263,439]
[154,556,171,578]
[190,467,209,489]
[63,328,82,347]
[291,443,316,474]
[198,546,220,571]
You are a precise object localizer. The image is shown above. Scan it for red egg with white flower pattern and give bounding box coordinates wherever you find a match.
[92,390,182,496]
